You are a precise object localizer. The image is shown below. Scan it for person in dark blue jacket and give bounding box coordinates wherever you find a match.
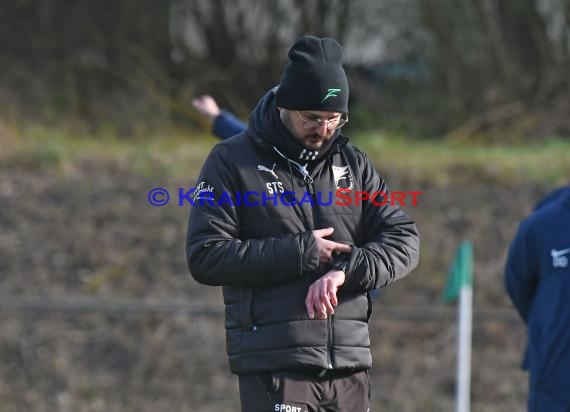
[534,184,570,211]
[192,95,246,140]
[505,187,570,411]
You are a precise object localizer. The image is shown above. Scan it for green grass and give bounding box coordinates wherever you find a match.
[0,122,217,178]
[2,122,569,186]
[354,132,570,186]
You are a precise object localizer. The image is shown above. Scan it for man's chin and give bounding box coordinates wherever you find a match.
[304,138,324,151]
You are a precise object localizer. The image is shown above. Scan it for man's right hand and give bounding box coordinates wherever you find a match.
[312,227,352,263]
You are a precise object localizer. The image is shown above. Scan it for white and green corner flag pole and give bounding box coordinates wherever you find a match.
[443,240,473,412]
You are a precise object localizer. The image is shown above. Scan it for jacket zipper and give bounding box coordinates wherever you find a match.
[306,178,334,370]
[274,142,336,369]
[261,144,343,366]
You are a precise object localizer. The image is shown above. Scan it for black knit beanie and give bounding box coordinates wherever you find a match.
[276,36,349,113]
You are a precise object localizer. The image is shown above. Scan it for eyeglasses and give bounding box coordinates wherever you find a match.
[295,111,348,130]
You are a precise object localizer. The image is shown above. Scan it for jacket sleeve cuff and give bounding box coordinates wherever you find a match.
[331,256,349,274]
[299,231,319,276]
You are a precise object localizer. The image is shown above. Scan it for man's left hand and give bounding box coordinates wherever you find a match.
[305,270,346,320]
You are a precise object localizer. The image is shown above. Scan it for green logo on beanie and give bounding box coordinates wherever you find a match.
[322,88,341,103]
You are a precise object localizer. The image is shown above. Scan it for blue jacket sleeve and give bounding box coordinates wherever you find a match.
[505,219,539,323]
[212,110,247,140]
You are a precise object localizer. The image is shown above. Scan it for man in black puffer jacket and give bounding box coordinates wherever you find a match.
[186,36,420,412]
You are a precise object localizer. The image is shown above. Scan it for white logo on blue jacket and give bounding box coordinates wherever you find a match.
[551,248,570,268]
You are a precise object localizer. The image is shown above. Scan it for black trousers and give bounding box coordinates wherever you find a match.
[238,370,370,412]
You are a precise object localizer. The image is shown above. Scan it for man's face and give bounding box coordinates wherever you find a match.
[280,109,345,151]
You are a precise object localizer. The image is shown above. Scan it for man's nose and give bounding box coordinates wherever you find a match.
[315,121,329,136]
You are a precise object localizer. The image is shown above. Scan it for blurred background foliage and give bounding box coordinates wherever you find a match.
[2,0,570,139]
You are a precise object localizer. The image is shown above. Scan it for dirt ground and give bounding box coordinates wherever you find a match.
[0,157,553,411]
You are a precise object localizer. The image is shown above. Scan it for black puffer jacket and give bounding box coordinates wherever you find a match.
[187,89,420,375]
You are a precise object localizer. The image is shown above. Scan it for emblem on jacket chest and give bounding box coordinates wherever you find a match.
[258,163,284,194]
[332,165,354,190]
